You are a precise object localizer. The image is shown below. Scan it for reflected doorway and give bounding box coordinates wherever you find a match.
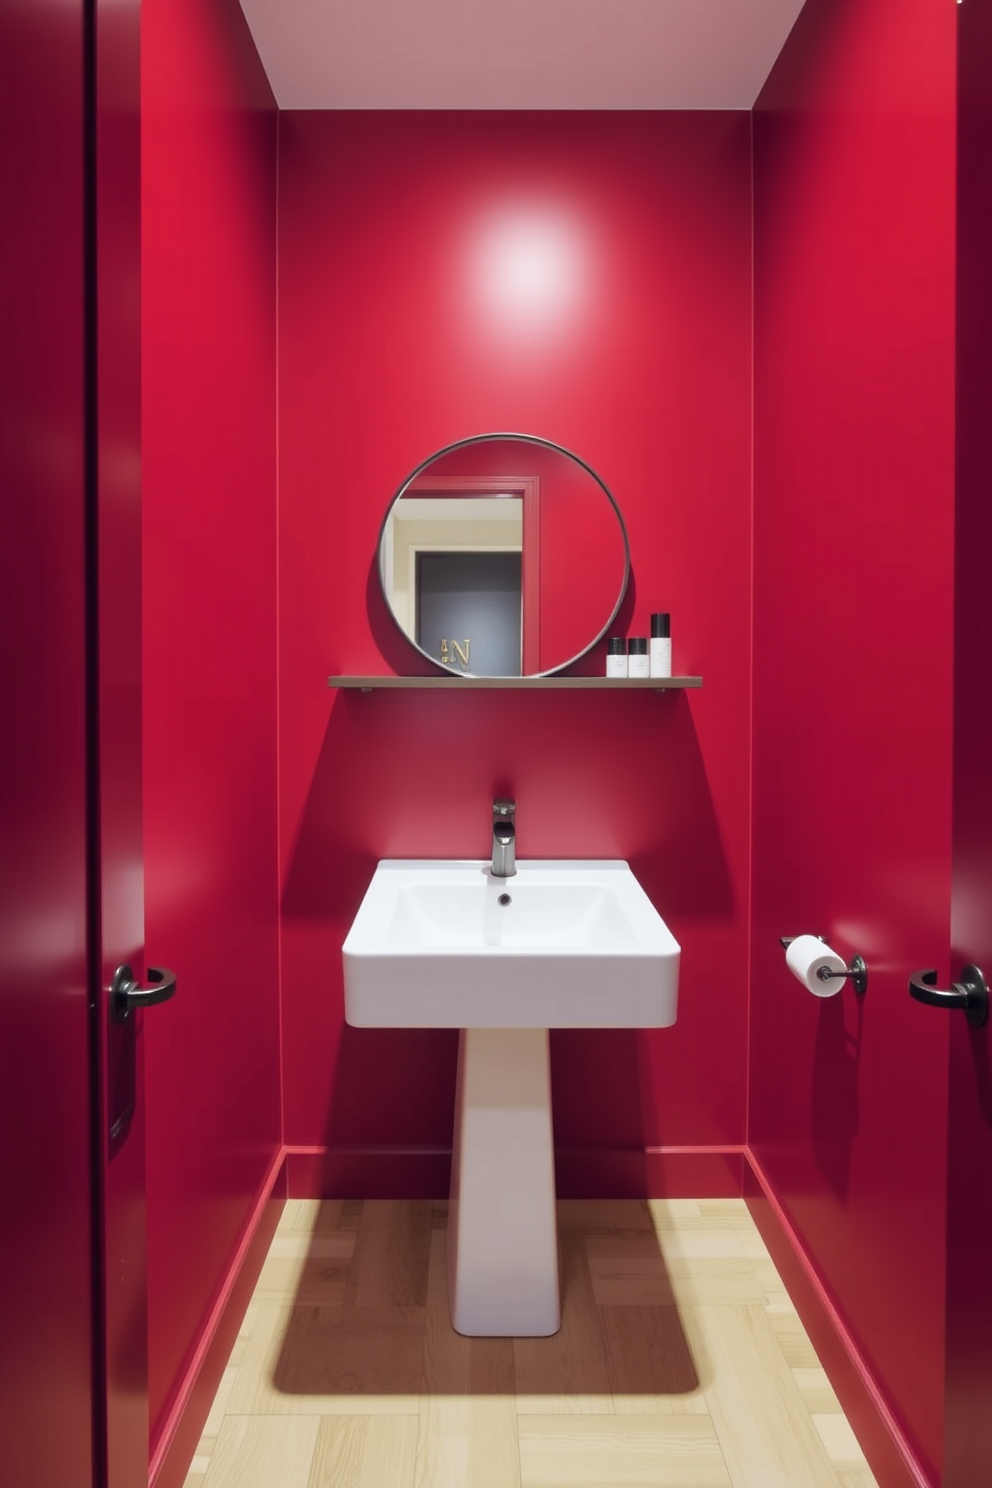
[415,550,523,676]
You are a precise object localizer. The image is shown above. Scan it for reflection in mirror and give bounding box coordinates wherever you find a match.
[377,435,629,677]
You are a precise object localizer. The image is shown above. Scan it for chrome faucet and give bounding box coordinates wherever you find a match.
[492,799,517,878]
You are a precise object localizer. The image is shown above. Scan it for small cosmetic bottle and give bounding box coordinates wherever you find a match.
[650,613,672,678]
[606,637,627,678]
[627,637,649,678]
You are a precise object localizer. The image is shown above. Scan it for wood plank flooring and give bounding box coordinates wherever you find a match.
[182,1198,878,1488]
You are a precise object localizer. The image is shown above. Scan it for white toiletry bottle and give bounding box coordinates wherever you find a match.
[650,612,672,678]
[627,637,649,678]
[606,637,627,677]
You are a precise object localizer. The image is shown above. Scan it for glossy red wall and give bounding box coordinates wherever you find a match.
[0,5,94,1485]
[751,1,956,1480]
[141,0,280,1447]
[277,112,753,1191]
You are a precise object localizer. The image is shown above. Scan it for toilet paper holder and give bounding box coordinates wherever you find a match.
[780,937,869,995]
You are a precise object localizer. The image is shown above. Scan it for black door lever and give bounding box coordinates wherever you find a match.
[110,963,178,1024]
[908,965,988,1029]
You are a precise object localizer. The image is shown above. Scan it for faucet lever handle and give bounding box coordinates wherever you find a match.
[493,798,515,818]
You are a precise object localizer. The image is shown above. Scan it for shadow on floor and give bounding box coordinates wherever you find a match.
[267,1199,703,1406]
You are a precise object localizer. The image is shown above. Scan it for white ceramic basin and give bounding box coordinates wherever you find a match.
[342,858,679,1029]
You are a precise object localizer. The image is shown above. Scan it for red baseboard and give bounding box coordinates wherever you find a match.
[282,1143,745,1200]
[283,1144,453,1198]
[743,1152,933,1488]
[148,1149,287,1488]
[555,1145,745,1198]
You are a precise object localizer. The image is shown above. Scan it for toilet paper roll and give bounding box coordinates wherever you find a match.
[786,934,846,997]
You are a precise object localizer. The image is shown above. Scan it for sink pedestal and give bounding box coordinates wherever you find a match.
[447,1027,560,1337]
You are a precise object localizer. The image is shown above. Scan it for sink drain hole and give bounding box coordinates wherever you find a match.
[497,893,512,907]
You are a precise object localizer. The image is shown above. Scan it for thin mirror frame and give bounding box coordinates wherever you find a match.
[376,433,631,678]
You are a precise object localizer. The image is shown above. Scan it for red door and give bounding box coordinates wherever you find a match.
[942,5,992,1483]
[1,2,163,1485]
[0,4,96,1484]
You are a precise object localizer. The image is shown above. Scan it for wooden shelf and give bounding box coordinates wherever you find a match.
[328,674,702,691]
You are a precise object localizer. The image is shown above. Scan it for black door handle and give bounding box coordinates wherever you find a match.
[908,965,988,1029]
[110,963,178,1024]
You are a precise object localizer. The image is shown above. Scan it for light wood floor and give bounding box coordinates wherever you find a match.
[182,1197,878,1488]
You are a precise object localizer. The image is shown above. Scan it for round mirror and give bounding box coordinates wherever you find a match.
[377,434,629,677]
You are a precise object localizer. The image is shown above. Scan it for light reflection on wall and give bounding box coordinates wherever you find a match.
[464,200,596,344]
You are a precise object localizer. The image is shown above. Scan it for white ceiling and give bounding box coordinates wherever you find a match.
[238,0,807,111]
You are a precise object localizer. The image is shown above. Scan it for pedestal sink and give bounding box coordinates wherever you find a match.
[342,859,680,1336]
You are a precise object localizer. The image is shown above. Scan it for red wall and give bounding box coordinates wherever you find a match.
[751,1,956,1481]
[0,5,95,1485]
[277,112,753,1191]
[141,0,280,1449]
